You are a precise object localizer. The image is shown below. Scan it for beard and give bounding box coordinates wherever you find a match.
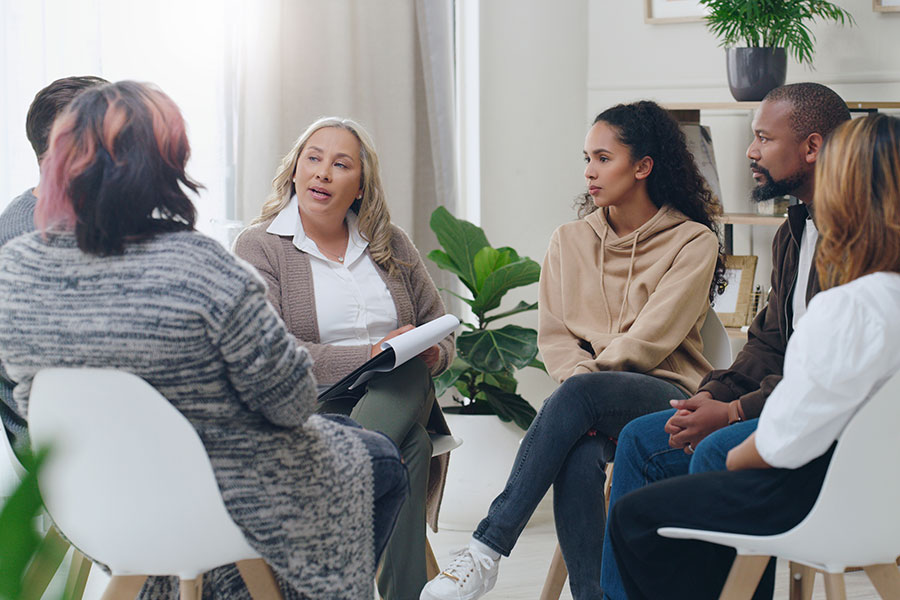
[750,163,807,202]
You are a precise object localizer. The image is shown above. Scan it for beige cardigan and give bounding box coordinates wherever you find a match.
[234,218,454,529]
[539,205,718,393]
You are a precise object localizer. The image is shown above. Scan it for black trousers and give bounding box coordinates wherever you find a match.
[608,446,834,600]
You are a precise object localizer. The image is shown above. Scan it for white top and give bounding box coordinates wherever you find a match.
[267,197,398,346]
[792,218,818,328]
[756,272,900,468]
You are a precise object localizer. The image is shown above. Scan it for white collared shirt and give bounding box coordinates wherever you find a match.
[791,217,818,328]
[266,197,398,346]
[755,272,900,468]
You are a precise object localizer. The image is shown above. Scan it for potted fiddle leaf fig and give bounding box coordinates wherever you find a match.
[697,0,854,100]
[428,206,544,431]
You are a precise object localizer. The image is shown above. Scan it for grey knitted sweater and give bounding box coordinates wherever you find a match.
[0,230,376,599]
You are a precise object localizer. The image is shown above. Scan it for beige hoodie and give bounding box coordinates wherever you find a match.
[538,204,718,393]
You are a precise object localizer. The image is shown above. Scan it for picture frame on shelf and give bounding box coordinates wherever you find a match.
[681,123,722,205]
[874,0,900,12]
[644,0,708,23]
[714,255,758,328]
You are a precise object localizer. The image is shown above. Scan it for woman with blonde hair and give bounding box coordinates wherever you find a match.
[608,113,900,600]
[234,117,454,600]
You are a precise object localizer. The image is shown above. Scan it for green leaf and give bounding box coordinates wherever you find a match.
[481,301,539,326]
[0,448,48,600]
[458,325,539,373]
[470,257,541,317]
[473,246,501,292]
[479,384,537,430]
[528,357,547,373]
[483,370,518,394]
[434,357,471,398]
[428,206,490,293]
[428,249,476,295]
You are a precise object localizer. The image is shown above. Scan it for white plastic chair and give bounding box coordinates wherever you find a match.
[540,308,733,600]
[658,369,900,599]
[28,368,283,600]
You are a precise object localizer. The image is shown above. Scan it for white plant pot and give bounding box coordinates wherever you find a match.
[438,411,552,531]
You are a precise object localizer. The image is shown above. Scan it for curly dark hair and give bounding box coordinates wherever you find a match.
[575,100,726,303]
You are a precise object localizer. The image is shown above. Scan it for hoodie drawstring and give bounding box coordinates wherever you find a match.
[598,226,614,333]
[615,234,639,332]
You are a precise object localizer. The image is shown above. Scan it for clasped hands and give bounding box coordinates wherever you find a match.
[371,324,440,368]
[664,391,729,455]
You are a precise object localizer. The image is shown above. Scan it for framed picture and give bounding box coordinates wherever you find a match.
[714,255,758,328]
[874,0,900,12]
[681,124,722,204]
[644,0,708,23]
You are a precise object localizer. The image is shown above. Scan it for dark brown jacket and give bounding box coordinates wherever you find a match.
[699,203,820,418]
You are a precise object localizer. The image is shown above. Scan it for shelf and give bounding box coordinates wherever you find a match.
[720,213,786,226]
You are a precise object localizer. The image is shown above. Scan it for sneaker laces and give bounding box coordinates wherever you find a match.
[440,545,496,582]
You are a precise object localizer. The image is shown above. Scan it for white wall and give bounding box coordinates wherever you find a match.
[478,0,589,406]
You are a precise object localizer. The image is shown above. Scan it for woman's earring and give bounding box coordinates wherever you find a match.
[356,194,362,200]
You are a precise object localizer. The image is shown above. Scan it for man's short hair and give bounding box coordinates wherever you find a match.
[763,83,851,142]
[25,75,108,163]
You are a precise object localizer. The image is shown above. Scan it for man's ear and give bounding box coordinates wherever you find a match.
[804,132,824,165]
[635,156,654,180]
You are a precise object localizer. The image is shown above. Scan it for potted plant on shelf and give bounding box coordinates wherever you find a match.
[697,0,854,101]
[427,206,548,529]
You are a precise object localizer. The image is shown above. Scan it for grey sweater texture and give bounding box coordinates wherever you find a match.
[0,230,376,599]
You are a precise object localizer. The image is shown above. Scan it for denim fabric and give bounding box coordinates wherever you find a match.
[322,414,409,561]
[601,409,759,599]
[471,372,686,599]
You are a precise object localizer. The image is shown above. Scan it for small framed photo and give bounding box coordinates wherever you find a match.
[874,0,900,12]
[644,0,708,23]
[714,255,758,328]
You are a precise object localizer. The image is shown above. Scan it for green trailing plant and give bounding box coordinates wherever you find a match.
[428,206,545,431]
[697,0,854,65]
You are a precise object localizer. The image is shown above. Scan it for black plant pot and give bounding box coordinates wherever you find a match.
[726,47,787,102]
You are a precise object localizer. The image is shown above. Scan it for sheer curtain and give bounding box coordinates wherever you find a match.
[0,0,234,237]
[1,0,457,252]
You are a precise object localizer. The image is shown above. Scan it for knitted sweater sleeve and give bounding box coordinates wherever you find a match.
[211,270,317,428]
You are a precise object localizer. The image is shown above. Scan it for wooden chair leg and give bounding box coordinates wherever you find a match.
[604,462,614,513]
[718,555,769,600]
[64,550,93,600]
[539,543,568,600]
[21,525,71,600]
[863,563,900,599]
[789,561,815,600]
[821,572,847,600]
[236,558,284,600]
[179,576,202,600]
[425,537,440,579]
[100,575,148,600]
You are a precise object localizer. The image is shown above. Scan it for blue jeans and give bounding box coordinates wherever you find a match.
[471,372,687,600]
[600,408,758,599]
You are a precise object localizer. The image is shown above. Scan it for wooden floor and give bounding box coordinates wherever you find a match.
[427,498,886,600]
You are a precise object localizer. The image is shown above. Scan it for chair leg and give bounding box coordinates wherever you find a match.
[539,543,568,600]
[425,537,440,579]
[718,555,769,600]
[100,575,148,600]
[179,576,202,600]
[604,462,614,513]
[863,563,900,599]
[21,525,71,600]
[821,572,847,600]
[789,561,815,600]
[236,558,284,600]
[64,550,93,600]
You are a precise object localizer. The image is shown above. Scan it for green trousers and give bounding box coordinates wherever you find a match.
[318,358,434,600]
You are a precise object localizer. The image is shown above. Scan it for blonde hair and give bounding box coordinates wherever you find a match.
[254,117,397,274]
[815,114,900,289]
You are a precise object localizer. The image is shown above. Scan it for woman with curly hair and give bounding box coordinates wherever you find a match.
[234,117,454,600]
[421,100,726,600]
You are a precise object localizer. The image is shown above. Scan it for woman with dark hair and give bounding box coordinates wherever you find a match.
[234,117,454,600]
[608,113,900,600]
[421,100,725,600]
[0,81,407,600]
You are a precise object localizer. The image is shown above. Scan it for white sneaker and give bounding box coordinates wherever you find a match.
[419,544,499,600]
